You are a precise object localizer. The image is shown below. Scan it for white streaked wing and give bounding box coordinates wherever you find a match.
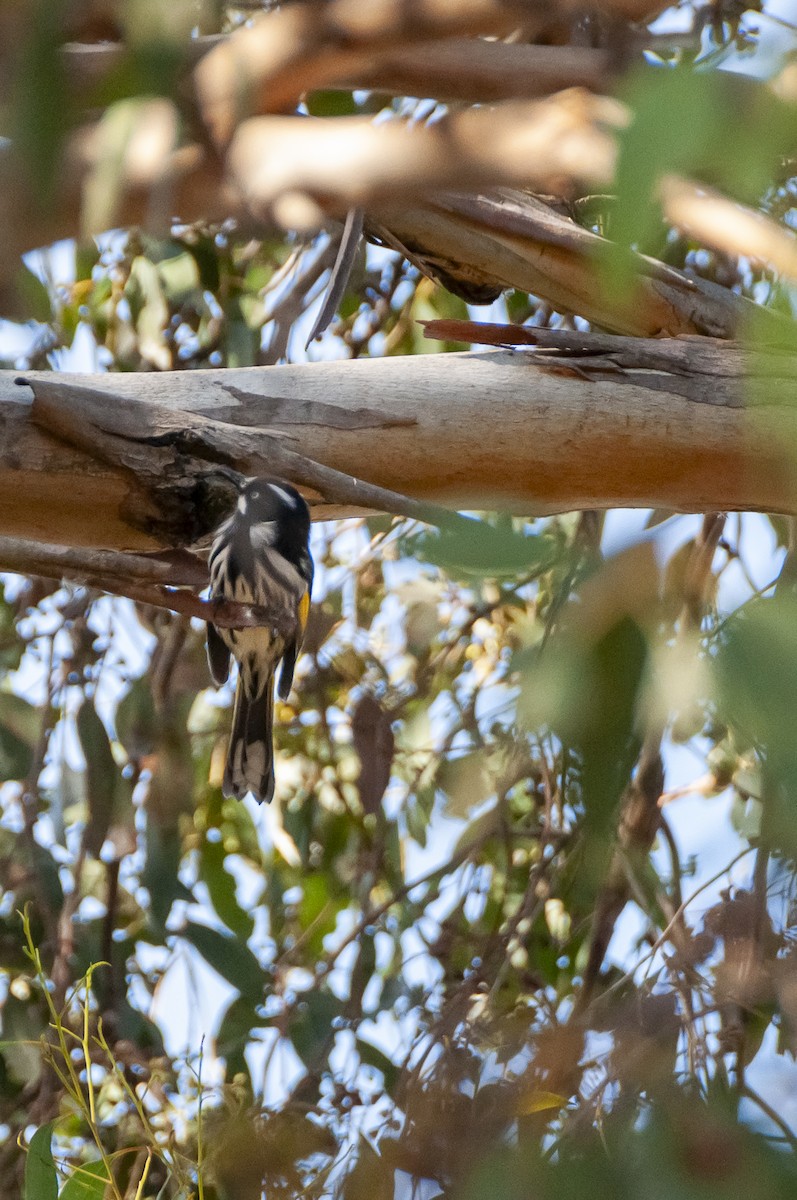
[249,521,277,549]
[209,536,305,694]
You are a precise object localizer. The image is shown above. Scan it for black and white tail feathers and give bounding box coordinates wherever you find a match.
[224,666,276,804]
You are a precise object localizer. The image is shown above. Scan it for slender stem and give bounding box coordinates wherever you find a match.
[741,1083,797,1151]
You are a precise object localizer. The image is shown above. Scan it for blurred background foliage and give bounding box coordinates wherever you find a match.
[4,1,797,1198]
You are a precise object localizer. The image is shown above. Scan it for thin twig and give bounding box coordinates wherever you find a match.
[592,847,755,1009]
[741,1083,797,1151]
[262,236,340,364]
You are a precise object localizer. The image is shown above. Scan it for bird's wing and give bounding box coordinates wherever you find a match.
[206,622,231,686]
[278,584,312,701]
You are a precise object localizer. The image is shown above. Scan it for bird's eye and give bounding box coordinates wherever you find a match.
[250,490,260,500]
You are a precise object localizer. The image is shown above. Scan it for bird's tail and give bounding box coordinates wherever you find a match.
[223,670,276,803]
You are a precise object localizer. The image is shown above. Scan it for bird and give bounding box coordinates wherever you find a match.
[206,477,313,803]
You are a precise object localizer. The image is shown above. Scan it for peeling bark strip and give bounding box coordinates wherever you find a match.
[2,338,797,556]
[216,385,418,429]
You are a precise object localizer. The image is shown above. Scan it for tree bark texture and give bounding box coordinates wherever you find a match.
[2,334,797,558]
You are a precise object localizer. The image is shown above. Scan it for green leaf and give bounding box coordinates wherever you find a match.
[182,920,264,998]
[225,307,259,367]
[343,1137,395,1200]
[560,613,648,881]
[142,822,193,931]
[76,698,119,856]
[609,66,796,308]
[405,520,550,581]
[115,677,157,761]
[306,89,361,117]
[215,993,269,1080]
[715,593,797,854]
[30,843,66,914]
[518,549,652,892]
[452,804,500,858]
[0,583,24,672]
[298,874,346,958]
[356,1037,399,1096]
[0,692,40,744]
[146,703,196,827]
[289,989,342,1066]
[199,837,255,941]
[0,690,41,783]
[14,264,53,323]
[156,249,200,305]
[59,1159,110,1200]
[3,993,46,1091]
[126,255,170,369]
[59,301,81,348]
[438,751,493,818]
[185,235,220,292]
[24,1122,58,1200]
[13,1,69,206]
[74,242,101,283]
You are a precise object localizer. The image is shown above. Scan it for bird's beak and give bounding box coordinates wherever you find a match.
[212,466,247,492]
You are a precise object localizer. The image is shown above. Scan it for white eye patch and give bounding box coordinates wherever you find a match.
[268,484,297,508]
[238,489,264,515]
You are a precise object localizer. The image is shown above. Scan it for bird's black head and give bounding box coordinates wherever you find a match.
[236,480,311,570]
[238,478,307,523]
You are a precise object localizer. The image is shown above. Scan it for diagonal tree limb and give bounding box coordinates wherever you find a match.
[373,188,787,339]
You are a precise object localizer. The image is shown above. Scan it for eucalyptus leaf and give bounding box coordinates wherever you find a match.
[59,1159,111,1200]
[199,837,255,941]
[406,521,550,581]
[23,1123,57,1200]
[183,920,264,998]
[76,698,119,856]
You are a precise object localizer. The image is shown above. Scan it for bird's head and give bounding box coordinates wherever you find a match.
[237,478,310,532]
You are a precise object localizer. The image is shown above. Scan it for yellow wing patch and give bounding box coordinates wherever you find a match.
[297,590,311,640]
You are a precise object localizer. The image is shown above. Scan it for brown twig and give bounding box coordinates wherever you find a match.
[574,728,665,1015]
[680,512,726,632]
[740,1083,797,1151]
[0,537,206,590]
[0,534,297,633]
[261,235,340,363]
[574,506,730,1016]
